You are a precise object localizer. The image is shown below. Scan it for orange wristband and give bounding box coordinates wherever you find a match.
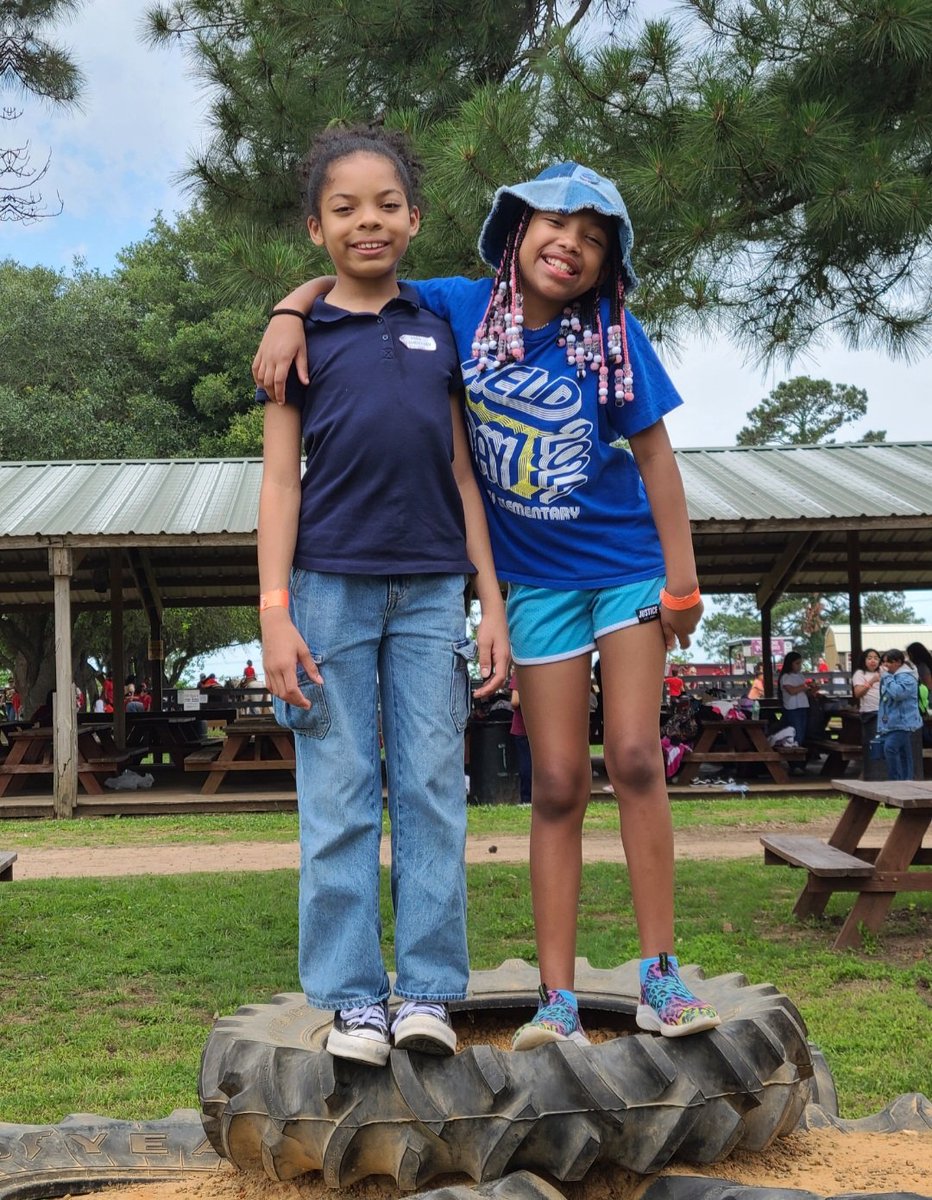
[259,589,290,612]
[660,585,701,611]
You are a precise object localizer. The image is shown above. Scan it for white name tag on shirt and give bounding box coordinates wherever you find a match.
[399,334,437,351]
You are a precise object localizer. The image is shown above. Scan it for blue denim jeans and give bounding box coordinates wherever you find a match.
[274,570,472,1010]
[784,708,809,748]
[882,728,914,781]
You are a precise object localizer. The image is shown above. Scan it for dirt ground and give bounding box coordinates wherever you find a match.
[11,821,845,879]
[74,1124,932,1200]
[13,824,932,1196]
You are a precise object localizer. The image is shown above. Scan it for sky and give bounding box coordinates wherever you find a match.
[4,0,931,656]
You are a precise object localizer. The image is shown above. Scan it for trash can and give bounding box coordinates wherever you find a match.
[467,716,519,805]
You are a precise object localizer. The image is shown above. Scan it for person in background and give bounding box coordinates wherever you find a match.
[509,673,532,805]
[852,648,883,743]
[877,649,921,780]
[777,652,818,758]
[243,659,257,681]
[905,641,932,746]
[746,663,766,702]
[28,691,54,726]
[663,664,685,700]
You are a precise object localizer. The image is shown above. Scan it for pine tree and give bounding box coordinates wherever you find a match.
[0,0,85,220]
[146,0,932,358]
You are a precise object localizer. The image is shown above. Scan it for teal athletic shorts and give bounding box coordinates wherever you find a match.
[507,575,665,666]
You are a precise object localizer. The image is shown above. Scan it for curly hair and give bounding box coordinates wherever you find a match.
[300,124,423,219]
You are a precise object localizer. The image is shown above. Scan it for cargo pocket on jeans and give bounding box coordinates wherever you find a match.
[450,638,476,733]
[273,660,331,739]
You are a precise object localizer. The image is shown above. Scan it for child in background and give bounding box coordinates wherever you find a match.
[255,160,719,1045]
[509,673,532,805]
[258,126,508,1066]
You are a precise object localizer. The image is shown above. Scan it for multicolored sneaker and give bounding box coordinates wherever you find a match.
[637,953,721,1038]
[512,985,590,1050]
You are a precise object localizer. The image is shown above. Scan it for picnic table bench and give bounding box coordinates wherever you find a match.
[184,719,295,795]
[0,850,17,881]
[761,778,932,949]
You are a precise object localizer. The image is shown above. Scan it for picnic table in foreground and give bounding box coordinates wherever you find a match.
[761,778,932,949]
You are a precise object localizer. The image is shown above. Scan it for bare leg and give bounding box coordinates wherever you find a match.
[516,654,593,991]
[597,621,674,955]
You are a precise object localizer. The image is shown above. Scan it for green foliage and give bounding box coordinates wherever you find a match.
[700,590,918,663]
[143,0,932,359]
[114,209,268,438]
[736,376,885,445]
[77,606,260,689]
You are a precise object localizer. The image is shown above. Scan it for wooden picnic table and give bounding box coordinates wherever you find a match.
[761,778,932,949]
[184,718,295,795]
[124,713,215,766]
[676,717,805,785]
[0,723,133,797]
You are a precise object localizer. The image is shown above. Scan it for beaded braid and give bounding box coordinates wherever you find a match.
[473,208,635,405]
[472,210,529,369]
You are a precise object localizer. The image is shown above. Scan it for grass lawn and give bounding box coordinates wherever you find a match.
[0,792,887,851]
[2,853,929,1126]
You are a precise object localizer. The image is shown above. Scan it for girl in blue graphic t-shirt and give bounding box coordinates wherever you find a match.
[256,161,720,1046]
[258,126,508,1068]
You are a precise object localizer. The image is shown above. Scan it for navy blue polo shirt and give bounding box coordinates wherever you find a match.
[260,283,474,576]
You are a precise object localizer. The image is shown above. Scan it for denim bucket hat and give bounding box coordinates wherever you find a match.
[478,161,639,292]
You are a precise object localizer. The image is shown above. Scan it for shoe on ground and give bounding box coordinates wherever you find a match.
[636,953,721,1038]
[391,1000,456,1055]
[512,985,590,1050]
[327,1000,391,1066]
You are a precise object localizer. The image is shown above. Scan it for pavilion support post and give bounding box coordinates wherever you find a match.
[761,602,774,697]
[50,547,77,819]
[110,552,126,750]
[148,617,164,711]
[847,531,863,669]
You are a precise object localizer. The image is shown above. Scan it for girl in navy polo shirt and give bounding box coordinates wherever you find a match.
[258,127,508,1067]
[256,161,720,1048]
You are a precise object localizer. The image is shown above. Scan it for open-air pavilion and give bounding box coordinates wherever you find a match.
[1,441,930,814]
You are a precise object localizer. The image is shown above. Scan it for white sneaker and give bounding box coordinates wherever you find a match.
[391,1000,456,1055]
[327,1001,391,1066]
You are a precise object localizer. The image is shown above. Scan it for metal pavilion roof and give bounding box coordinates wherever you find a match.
[0,442,930,609]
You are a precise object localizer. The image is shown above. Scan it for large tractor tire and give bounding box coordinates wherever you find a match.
[640,1180,930,1200]
[199,958,814,1189]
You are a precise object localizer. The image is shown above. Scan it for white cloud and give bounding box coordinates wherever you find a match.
[0,0,208,246]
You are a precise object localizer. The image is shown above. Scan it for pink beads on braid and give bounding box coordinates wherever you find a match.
[472,211,529,372]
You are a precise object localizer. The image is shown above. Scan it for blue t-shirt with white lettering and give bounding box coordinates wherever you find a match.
[412,276,683,589]
[259,283,473,576]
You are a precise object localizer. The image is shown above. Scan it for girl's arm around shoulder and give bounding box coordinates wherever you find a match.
[253,277,336,404]
[409,276,490,323]
[449,391,509,696]
[628,418,701,652]
[258,402,320,706]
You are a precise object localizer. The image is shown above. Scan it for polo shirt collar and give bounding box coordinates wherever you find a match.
[309,280,421,323]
